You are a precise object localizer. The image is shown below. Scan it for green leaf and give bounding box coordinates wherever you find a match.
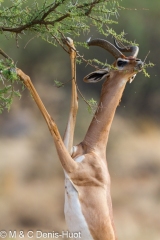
[0,59,22,113]
[87,98,97,114]
[54,80,64,88]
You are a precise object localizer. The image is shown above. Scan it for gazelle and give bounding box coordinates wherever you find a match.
[15,37,143,240]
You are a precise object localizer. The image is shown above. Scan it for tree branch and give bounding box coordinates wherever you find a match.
[0,48,13,61]
[41,1,66,20]
[0,0,110,34]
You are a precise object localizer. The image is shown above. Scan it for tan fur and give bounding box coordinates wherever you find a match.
[70,148,115,240]
[66,62,142,240]
[16,38,143,240]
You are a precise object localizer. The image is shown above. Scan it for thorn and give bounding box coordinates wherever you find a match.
[86,37,91,44]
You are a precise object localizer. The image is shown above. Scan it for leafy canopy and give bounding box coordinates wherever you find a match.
[0,0,153,113]
[0,0,121,38]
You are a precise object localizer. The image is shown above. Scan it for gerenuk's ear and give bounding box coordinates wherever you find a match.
[83,68,110,83]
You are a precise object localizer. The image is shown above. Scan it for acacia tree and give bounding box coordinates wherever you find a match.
[0,0,152,113]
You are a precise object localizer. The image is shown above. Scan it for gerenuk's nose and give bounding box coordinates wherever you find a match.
[136,59,144,71]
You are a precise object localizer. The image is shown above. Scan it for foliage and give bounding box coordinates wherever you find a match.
[0,0,153,113]
[0,0,122,41]
[0,58,21,113]
[87,98,97,114]
[0,0,125,113]
[54,80,65,88]
[142,62,154,78]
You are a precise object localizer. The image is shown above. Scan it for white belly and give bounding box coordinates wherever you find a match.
[64,177,93,240]
[64,169,93,240]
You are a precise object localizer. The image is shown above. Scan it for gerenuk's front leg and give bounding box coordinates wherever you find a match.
[62,37,78,154]
[17,67,77,174]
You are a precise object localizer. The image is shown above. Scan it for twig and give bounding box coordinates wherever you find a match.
[0,48,13,62]
[16,33,19,48]
[58,30,100,69]
[24,34,40,49]
[143,51,150,64]
[74,79,96,112]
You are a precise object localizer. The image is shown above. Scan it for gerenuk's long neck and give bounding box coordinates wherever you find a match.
[83,71,128,156]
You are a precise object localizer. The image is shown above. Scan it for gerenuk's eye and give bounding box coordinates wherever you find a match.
[117,60,127,67]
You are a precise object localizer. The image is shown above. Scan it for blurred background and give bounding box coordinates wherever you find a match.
[0,1,160,239]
